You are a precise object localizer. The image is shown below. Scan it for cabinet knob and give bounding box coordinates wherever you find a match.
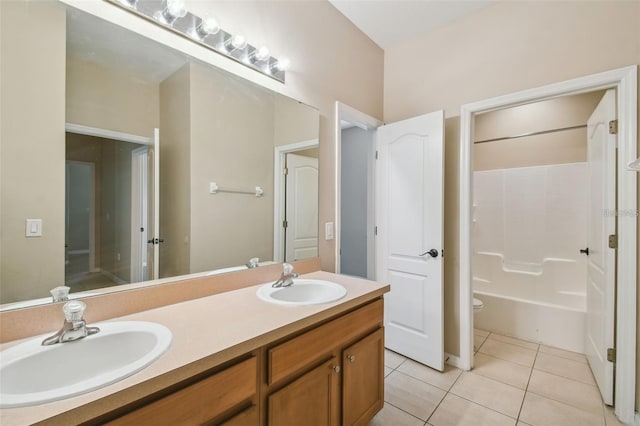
[346,354,356,363]
[332,365,341,373]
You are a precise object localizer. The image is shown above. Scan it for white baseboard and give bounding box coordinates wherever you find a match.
[445,353,465,370]
[633,410,639,426]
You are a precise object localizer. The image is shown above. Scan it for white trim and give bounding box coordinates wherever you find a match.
[65,123,153,145]
[444,352,463,369]
[98,268,127,285]
[273,139,319,263]
[334,102,383,274]
[634,411,640,426]
[459,65,637,423]
[131,146,149,283]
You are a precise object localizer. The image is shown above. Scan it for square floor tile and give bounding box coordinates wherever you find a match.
[450,372,525,418]
[527,369,603,414]
[475,328,490,337]
[520,391,604,426]
[385,371,446,421]
[534,352,596,385]
[479,339,537,367]
[368,402,424,426]
[396,358,462,391]
[429,393,515,426]
[385,349,407,369]
[474,332,488,352]
[539,345,587,364]
[488,333,539,351]
[473,352,531,389]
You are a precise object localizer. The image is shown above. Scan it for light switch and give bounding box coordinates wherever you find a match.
[325,222,334,240]
[26,219,42,237]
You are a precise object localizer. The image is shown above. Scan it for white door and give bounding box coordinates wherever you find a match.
[585,89,616,405]
[285,153,319,261]
[376,110,445,370]
[131,147,149,282]
[147,128,160,279]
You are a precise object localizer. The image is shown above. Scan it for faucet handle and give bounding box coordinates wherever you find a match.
[283,263,294,274]
[50,286,70,303]
[62,300,87,322]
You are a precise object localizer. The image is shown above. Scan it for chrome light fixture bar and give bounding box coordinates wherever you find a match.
[108,0,289,83]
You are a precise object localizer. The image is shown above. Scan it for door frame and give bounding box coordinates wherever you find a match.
[273,139,319,263]
[334,102,383,274]
[131,146,149,282]
[459,65,637,422]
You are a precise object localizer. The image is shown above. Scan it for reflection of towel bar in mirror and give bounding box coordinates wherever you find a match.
[209,182,264,197]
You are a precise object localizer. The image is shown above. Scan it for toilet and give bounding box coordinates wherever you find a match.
[473,297,484,313]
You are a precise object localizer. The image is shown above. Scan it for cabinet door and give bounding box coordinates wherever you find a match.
[342,328,384,426]
[268,357,341,426]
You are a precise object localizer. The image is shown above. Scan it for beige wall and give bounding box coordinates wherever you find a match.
[189,62,276,272]
[0,1,66,304]
[66,56,160,137]
[474,91,604,171]
[186,1,384,272]
[383,0,639,406]
[159,64,192,278]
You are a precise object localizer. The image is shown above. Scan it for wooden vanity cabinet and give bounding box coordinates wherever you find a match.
[104,356,258,426]
[342,328,384,426]
[264,299,384,426]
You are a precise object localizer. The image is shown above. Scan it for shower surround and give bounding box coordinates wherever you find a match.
[473,162,587,352]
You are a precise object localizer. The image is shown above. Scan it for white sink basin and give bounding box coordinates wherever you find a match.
[0,321,172,408]
[257,279,347,306]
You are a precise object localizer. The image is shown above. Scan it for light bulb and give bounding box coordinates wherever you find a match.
[274,57,290,72]
[254,46,270,62]
[231,34,247,50]
[200,15,220,35]
[167,0,187,18]
[195,15,219,39]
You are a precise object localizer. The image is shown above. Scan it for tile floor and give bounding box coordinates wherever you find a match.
[369,329,624,426]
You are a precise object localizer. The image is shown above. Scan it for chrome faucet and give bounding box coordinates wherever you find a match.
[42,300,100,346]
[246,257,260,269]
[50,285,70,303]
[272,263,299,288]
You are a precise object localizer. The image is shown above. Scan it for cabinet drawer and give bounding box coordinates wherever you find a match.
[268,299,383,385]
[108,356,257,425]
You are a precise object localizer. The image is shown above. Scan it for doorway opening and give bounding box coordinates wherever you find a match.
[335,102,382,278]
[64,123,156,291]
[274,140,319,263]
[459,66,637,422]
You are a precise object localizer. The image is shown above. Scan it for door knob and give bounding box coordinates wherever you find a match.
[332,365,341,373]
[580,248,589,255]
[419,249,439,258]
[346,354,356,363]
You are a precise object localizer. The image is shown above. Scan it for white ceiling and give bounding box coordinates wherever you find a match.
[328,0,495,49]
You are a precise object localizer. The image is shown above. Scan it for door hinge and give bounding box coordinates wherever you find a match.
[609,119,618,135]
[375,151,379,160]
[283,167,288,175]
[607,347,616,363]
[608,234,617,249]
[283,220,288,229]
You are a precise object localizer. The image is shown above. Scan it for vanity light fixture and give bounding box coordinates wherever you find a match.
[158,0,187,25]
[107,0,289,83]
[194,15,220,39]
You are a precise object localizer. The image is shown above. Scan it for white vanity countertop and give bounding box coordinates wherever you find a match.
[0,271,389,425]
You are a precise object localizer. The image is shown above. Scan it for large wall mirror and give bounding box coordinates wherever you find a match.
[0,1,320,309]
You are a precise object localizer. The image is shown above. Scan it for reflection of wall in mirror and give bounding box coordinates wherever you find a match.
[0,1,66,304]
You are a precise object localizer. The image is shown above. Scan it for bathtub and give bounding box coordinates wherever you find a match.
[473,253,587,353]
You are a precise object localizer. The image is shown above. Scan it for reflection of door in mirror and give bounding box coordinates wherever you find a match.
[65,130,155,291]
[284,153,319,261]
